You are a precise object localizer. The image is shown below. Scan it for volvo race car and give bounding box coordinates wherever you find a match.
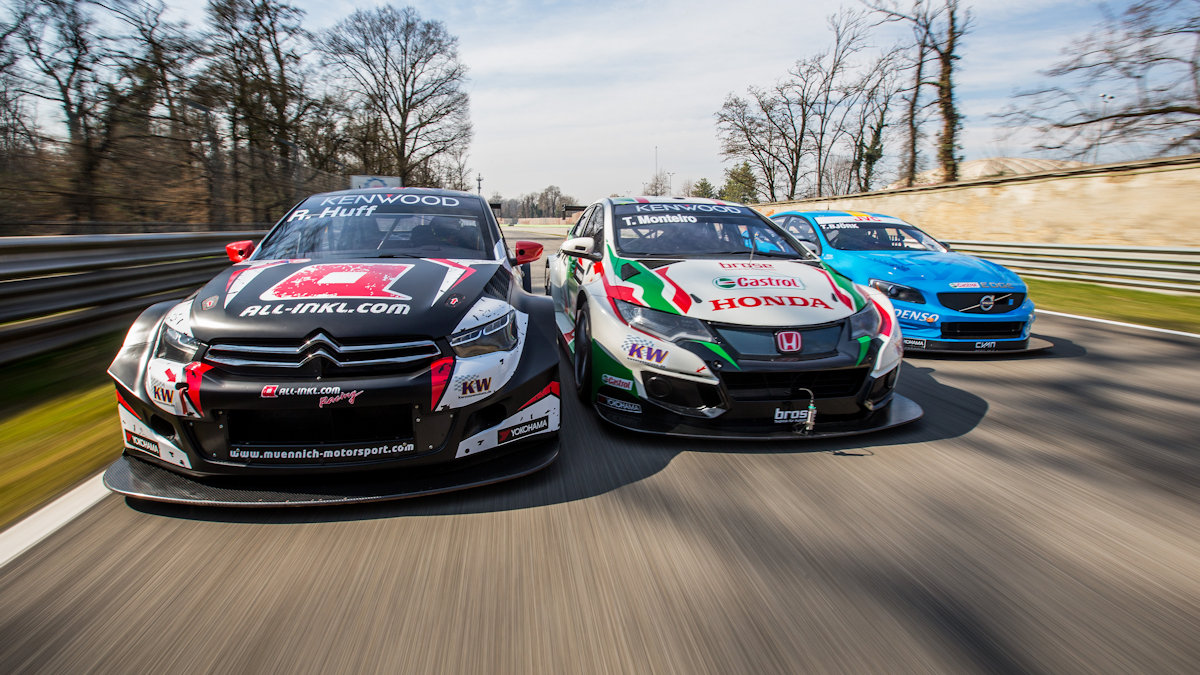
[546,197,922,439]
[104,188,560,506]
[770,210,1046,354]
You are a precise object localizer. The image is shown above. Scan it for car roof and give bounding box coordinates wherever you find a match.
[306,186,481,200]
[775,209,894,219]
[604,196,746,207]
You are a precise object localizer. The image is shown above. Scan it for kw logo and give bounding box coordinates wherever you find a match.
[626,344,668,364]
[461,377,492,396]
[152,385,174,403]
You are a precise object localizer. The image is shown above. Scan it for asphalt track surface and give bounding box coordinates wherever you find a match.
[1,232,1198,674]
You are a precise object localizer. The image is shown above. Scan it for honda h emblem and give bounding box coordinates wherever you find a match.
[776,330,803,353]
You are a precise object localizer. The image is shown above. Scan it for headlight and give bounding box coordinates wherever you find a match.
[614,299,711,343]
[156,325,205,362]
[869,279,925,304]
[450,310,518,357]
[849,303,881,339]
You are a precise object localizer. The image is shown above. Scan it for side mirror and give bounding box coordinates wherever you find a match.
[559,236,596,258]
[226,240,256,262]
[939,240,953,252]
[799,240,820,256]
[514,240,543,265]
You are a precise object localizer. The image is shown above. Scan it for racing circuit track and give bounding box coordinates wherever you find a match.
[1,231,1198,674]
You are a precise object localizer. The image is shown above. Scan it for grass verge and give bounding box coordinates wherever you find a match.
[0,334,123,531]
[1024,278,1200,334]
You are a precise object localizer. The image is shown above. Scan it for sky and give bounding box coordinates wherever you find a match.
[166,0,1114,202]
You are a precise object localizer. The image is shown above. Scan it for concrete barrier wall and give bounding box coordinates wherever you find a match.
[753,154,1200,247]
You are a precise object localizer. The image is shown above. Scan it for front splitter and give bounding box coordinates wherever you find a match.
[904,336,1054,356]
[593,394,922,441]
[103,441,558,507]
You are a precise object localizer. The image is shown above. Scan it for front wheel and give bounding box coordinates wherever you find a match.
[573,306,592,401]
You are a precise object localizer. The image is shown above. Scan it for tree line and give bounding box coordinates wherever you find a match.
[0,0,472,224]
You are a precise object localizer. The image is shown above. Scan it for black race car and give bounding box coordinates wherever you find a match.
[104,188,560,506]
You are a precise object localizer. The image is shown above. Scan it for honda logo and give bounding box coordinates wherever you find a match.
[776,330,803,353]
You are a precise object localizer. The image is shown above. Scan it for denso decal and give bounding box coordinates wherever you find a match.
[599,395,642,414]
[718,262,774,270]
[239,301,410,317]
[621,335,668,364]
[459,377,492,397]
[498,416,550,443]
[601,374,634,391]
[260,263,414,301]
[773,408,810,423]
[709,296,833,310]
[318,390,362,408]
[712,276,805,290]
[896,309,940,323]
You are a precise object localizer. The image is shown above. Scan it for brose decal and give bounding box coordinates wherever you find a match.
[773,408,810,423]
[599,395,642,414]
[601,374,634,391]
[718,262,774,270]
[498,416,550,443]
[713,276,805,290]
[710,296,833,310]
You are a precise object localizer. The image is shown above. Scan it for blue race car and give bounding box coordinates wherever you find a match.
[770,210,1040,354]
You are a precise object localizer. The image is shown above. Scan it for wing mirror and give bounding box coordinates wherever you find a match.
[226,240,256,262]
[514,240,543,265]
[559,236,596,258]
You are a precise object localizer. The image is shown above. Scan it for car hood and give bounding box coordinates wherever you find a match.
[612,258,863,327]
[833,250,1024,289]
[186,258,505,341]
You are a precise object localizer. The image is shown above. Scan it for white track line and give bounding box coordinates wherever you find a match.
[0,472,109,571]
[1035,309,1200,339]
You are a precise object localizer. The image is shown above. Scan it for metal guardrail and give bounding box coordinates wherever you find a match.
[945,241,1200,294]
[2,233,1195,367]
[0,231,265,366]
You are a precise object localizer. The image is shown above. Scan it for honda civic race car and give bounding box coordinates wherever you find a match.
[104,188,561,506]
[545,197,922,439]
[770,210,1048,354]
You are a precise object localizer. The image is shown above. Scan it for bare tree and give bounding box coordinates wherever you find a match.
[1002,0,1200,158]
[319,5,471,187]
[644,170,671,196]
[866,0,971,183]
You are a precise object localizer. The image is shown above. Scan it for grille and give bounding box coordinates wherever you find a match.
[226,406,413,445]
[937,292,1025,313]
[205,332,440,376]
[941,322,1024,339]
[720,367,868,402]
[713,323,842,358]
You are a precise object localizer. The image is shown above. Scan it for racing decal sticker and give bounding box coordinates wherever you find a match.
[709,296,834,311]
[260,263,414,301]
[717,262,776,270]
[896,309,940,323]
[146,359,187,416]
[457,376,492,397]
[261,384,345,398]
[118,404,190,468]
[183,362,213,417]
[903,337,927,349]
[239,301,410,317]
[598,394,642,414]
[426,259,479,307]
[712,275,805,290]
[456,389,560,457]
[601,374,634,391]
[622,334,669,365]
[654,265,693,313]
[225,260,287,308]
[429,356,455,410]
[318,390,362,408]
[949,282,981,289]
[115,390,141,419]
[695,341,739,371]
[229,442,417,463]
[201,295,218,310]
[774,408,810,423]
[497,416,550,443]
[975,341,998,350]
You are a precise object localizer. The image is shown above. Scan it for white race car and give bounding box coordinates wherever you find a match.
[546,196,921,439]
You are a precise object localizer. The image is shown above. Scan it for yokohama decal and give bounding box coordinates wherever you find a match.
[260,263,414,301]
[430,356,454,409]
[498,416,550,444]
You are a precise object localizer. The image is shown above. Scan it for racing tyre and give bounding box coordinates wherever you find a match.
[573,305,592,401]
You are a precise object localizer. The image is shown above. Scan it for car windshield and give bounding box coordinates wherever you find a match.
[612,202,805,258]
[816,221,945,252]
[256,192,494,260]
